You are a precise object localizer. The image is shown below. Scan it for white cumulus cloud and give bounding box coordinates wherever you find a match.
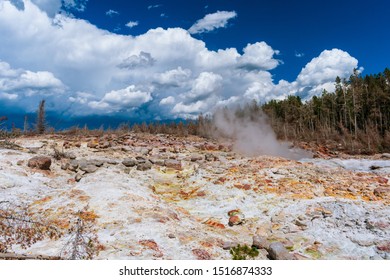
[239,42,281,71]
[106,9,119,17]
[126,21,139,28]
[0,60,65,94]
[0,1,362,120]
[89,85,152,113]
[188,10,237,34]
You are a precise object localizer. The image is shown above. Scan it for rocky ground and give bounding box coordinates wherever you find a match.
[1,133,390,260]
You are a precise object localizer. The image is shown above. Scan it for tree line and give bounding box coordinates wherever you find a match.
[261,68,390,154]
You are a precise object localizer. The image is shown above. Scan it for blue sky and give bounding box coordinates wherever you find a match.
[0,0,389,126]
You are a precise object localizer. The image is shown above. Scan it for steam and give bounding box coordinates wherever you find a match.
[211,107,312,160]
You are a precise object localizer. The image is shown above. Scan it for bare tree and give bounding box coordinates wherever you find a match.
[36,100,46,134]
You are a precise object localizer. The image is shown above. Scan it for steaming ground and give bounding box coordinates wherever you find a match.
[212,108,312,160]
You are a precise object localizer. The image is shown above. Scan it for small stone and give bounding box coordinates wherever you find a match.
[294,218,308,228]
[61,162,69,170]
[136,157,146,164]
[381,153,390,159]
[168,233,176,239]
[27,156,51,170]
[121,146,132,152]
[150,158,165,166]
[350,237,375,247]
[377,241,390,253]
[16,160,24,166]
[192,249,211,260]
[68,160,79,171]
[164,159,182,170]
[228,215,243,226]
[80,164,98,173]
[134,147,150,156]
[137,160,152,171]
[205,153,215,161]
[122,158,137,167]
[374,187,390,197]
[190,154,204,162]
[100,141,110,149]
[87,140,99,148]
[377,177,389,184]
[67,153,77,160]
[89,159,104,167]
[252,236,270,250]
[75,173,82,182]
[268,242,295,260]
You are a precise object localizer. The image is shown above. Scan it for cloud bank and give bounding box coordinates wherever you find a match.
[0,0,361,121]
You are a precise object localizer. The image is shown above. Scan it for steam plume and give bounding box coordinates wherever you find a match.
[211,105,311,160]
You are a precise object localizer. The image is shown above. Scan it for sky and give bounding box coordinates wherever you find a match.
[0,0,389,128]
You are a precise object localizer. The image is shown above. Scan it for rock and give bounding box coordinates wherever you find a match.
[268,242,295,260]
[203,143,218,151]
[79,164,98,173]
[228,215,243,226]
[228,209,245,226]
[164,159,182,170]
[294,218,308,228]
[28,147,40,154]
[252,236,270,250]
[192,249,211,260]
[77,159,88,170]
[205,153,215,161]
[377,241,390,253]
[122,158,137,167]
[16,160,24,166]
[68,160,79,171]
[27,156,51,170]
[374,187,390,197]
[136,157,146,164]
[364,219,389,230]
[89,159,104,167]
[190,154,204,162]
[381,153,390,159]
[121,146,132,152]
[67,153,77,160]
[137,160,152,171]
[100,141,110,149]
[168,233,176,239]
[376,177,389,184]
[87,140,99,148]
[61,162,69,170]
[135,147,150,156]
[75,173,83,182]
[350,237,376,247]
[150,158,165,166]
